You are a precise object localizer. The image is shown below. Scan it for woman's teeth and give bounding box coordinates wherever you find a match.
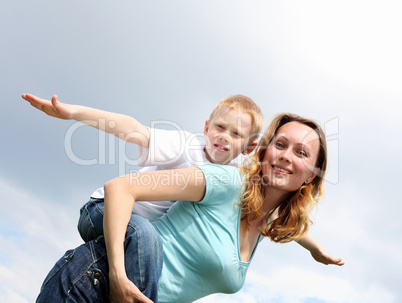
[274,166,290,174]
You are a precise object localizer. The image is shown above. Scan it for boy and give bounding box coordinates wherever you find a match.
[22,93,264,224]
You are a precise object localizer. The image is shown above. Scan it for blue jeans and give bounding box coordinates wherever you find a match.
[37,199,163,302]
[77,198,109,243]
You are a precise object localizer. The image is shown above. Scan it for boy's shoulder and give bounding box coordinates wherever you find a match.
[149,127,204,143]
[141,127,208,168]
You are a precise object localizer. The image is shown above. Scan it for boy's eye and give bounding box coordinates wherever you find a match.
[217,125,225,129]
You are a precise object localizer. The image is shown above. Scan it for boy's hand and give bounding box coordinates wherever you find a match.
[310,248,345,266]
[22,93,75,120]
[109,273,153,303]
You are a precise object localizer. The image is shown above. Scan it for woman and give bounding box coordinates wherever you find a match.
[37,113,343,303]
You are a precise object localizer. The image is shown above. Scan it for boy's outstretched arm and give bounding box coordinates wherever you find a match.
[21,93,150,147]
[295,234,345,266]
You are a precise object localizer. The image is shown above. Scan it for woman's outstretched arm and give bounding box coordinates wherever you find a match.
[269,210,344,266]
[295,235,344,266]
[103,167,206,302]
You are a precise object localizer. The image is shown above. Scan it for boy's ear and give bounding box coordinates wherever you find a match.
[204,120,210,136]
[242,140,258,155]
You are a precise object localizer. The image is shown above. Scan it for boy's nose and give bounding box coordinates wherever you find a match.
[217,132,229,143]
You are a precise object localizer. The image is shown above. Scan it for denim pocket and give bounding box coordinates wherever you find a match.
[78,206,97,242]
[76,268,109,301]
[78,199,105,242]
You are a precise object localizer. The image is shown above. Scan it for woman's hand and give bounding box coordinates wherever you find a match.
[295,235,344,266]
[22,94,75,120]
[109,273,153,303]
[310,248,345,266]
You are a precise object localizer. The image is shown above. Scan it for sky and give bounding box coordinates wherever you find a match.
[1,0,401,302]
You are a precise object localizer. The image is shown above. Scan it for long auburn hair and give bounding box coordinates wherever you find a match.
[240,113,327,243]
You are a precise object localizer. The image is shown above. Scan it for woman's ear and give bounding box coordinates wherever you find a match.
[305,173,317,184]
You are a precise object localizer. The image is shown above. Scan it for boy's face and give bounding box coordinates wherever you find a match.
[204,108,254,164]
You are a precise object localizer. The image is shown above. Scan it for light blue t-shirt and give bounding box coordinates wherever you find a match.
[152,164,262,303]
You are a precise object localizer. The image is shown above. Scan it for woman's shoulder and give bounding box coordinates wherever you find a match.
[199,163,240,171]
[197,164,243,204]
[198,164,241,182]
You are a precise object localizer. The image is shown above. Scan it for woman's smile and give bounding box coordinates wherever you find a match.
[272,164,292,175]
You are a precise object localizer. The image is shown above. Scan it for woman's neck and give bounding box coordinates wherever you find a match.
[262,187,288,215]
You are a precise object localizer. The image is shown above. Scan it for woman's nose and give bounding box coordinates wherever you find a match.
[278,149,291,163]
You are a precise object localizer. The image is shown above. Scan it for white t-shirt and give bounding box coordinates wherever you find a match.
[91,128,243,222]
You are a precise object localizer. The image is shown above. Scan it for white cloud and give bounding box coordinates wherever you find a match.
[0,177,82,302]
[244,266,395,303]
[199,263,396,303]
[0,288,29,303]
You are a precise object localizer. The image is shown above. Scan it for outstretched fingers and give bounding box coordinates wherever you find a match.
[22,93,47,110]
[333,258,345,266]
[311,249,345,266]
[51,94,59,106]
[21,93,73,120]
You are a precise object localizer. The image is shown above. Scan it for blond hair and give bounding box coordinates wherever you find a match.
[240,113,327,243]
[209,94,264,142]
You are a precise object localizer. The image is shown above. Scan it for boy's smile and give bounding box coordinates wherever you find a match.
[213,144,229,152]
[203,107,253,165]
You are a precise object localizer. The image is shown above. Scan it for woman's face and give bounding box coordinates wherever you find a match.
[262,121,320,192]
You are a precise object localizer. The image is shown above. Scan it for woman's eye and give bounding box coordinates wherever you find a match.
[275,142,284,148]
[298,150,307,157]
[233,132,241,137]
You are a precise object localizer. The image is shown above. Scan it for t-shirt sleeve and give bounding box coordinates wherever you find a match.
[137,128,188,167]
[197,164,243,207]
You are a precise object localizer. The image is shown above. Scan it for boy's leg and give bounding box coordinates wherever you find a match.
[125,213,163,300]
[36,237,109,303]
[78,198,105,243]
[77,199,163,300]
[37,225,162,302]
